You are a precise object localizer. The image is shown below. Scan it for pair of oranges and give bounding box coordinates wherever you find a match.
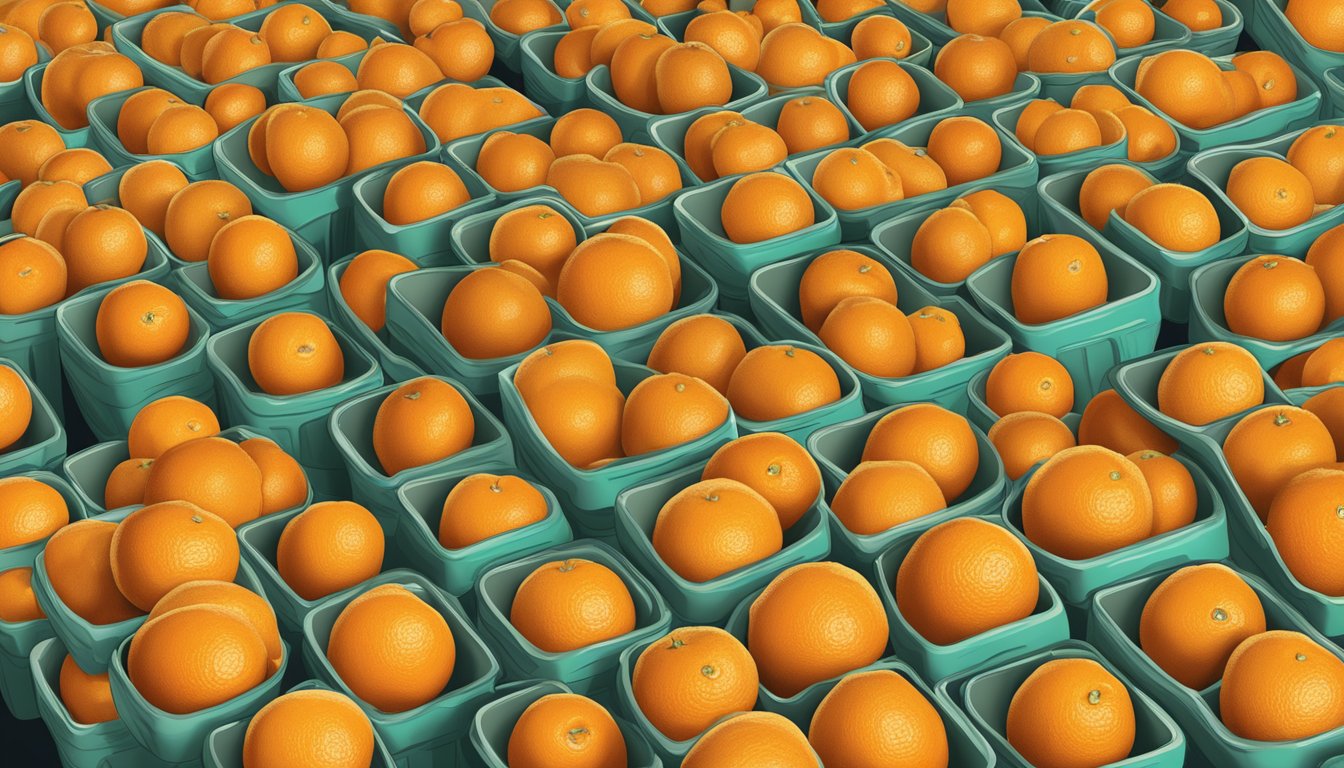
[932,19,1114,104]
[1015,84,1176,162]
[1220,124,1344,233]
[909,188,1026,283]
[290,21,494,100]
[118,85,266,155]
[682,99,850,182]
[41,42,144,130]
[1135,48,1297,131]
[1077,162,1222,252]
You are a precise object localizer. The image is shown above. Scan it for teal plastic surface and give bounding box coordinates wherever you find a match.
[85,87,218,181]
[748,245,1013,413]
[0,43,49,123]
[473,539,671,702]
[1186,255,1344,371]
[169,224,329,332]
[1001,453,1230,606]
[1187,122,1344,257]
[584,62,767,143]
[498,357,738,537]
[205,312,383,500]
[22,63,92,149]
[325,255,426,385]
[672,167,842,314]
[1088,563,1344,768]
[203,680,399,768]
[991,98,1128,176]
[0,472,87,573]
[964,226,1162,404]
[805,403,1010,568]
[212,91,440,260]
[612,460,831,626]
[0,597,54,720]
[870,517,1071,683]
[822,58,962,138]
[55,283,216,443]
[1327,67,1344,119]
[396,466,574,598]
[302,569,501,761]
[350,159,496,267]
[327,374,515,537]
[518,30,587,116]
[469,679,662,768]
[0,359,65,475]
[957,640,1186,767]
[1037,164,1250,323]
[30,637,171,768]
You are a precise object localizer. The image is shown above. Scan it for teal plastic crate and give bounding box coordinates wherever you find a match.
[1037,164,1250,323]
[518,29,588,116]
[0,42,49,123]
[870,517,1071,683]
[301,569,501,763]
[963,227,1162,404]
[497,355,739,538]
[583,62,768,143]
[1088,563,1344,768]
[203,680,400,768]
[1186,255,1344,371]
[991,98,1129,176]
[54,283,216,443]
[468,679,662,768]
[1245,0,1341,88]
[327,374,515,538]
[473,539,671,703]
[325,254,426,384]
[85,87,219,181]
[0,472,87,573]
[1188,122,1344,257]
[956,640,1186,768]
[821,58,963,138]
[672,167,842,314]
[612,460,831,626]
[22,63,93,149]
[0,594,54,720]
[396,466,573,599]
[1001,453,1230,606]
[205,313,384,499]
[350,159,496,267]
[30,637,173,768]
[804,403,1009,566]
[212,91,440,261]
[1326,67,1344,119]
[0,359,65,475]
[748,245,1013,412]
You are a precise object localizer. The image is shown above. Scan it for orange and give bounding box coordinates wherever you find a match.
[164,179,254,262]
[247,312,345,395]
[985,350,1074,419]
[726,345,840,422]
[609,32,677,114]
[588,18,656,67]
[844,59,919,132]
[0,120,65,187]
[1303,387,1344,460]
[109,501,239,612]
[1163,0,1222,32]
[945,0,1019,36]
[860,403,978,500]
[408,0,463,35]
[684,10,760,71]
[0,22,38,78]
[62,204,151,296]
[199,28,273,85]
[0,365,32,452]
[142,436,263,528]
[1157,342,1265,425]
[1078,388,1179,455]
[748,0,802,31]
[1128,450,1197,535]
[552,24,598,78]
[263,105,350,191]
[489,0,560,34]
[1078,163,1153,231]
[36,147,111,185]
[1088,0,1155,48]
[243,689,375,768]
[127,605,268,714]
[1025,19,1116,73]
[1290,126,1344,207]
[487,203,576,288]
[139,11,208,66]
[276,501,383,601]
[565,0,627,28]
[646,315,745,395]
[603,216,681,301]
[1267,468,1344,595]
[1223,69,1260,121]
[1220,630,1344,741]
[0,566,42,622]
[548,107,623,159]
[810,147,902,211]
[949,188,1027,256]
[862,138,947,197]
[1013,98,1063,152]
[755,23,842,90]
[1222,405,1337,519]
[808,669,949,768]
[707,119,787,178]
[1231,50,1298,109]
[340,104,426,176]
[1304,339,1344,387]
[682,110,742,180]
[932,33,1016,103]
[556,232,674,330]
[1115,106,1177,163]
[814,0,881,23]
[327,583,456,712]
[775,95,849,155]
[1133,49,1231,129]
[148,579,281,668]
[621,373,729,456]
[59,654,117,725]
[1006,658,1136,767]
[830,459,946,534]
[476,131,553,193]
[381,160,471,225]
[797,248,897,332]
[414,17,494,81]
[652,478,782,581]
[526,376,625,467]
[632,626,758,741]
[818,296,916,378]
[238,437,307,516]
[545,154,641,216]
[1121,183,1221,252]
[1139,563,1266,690]
[0,475,67,547]
[720,172,814,243]
[104,458,153,509]
[508,693,627,768]
[1010,233,1109,325]
[189,0,258,19]
[0,236,65,314]
[512,338,616,404]
[293,60,359,98]
[93,280,189,368]
[437,473,547,549]
[1223,255,1326,342]
[258,2,331,61]
[1274,349,1314,390]
[1226,156,1315,231]
[127,395,220,459]
[999,15,1051,70]
[117,160,189,239]
[908,305,965,373]
[207,215,298,300]
[41,43,143,130]
[747,562,887,697]
[204,82,266,133]
[700,432,820,530]
[926,115,1001,186]
[603,142,682,204]
[353,41,442,97]
[510,559,636,652]
[11,179,86,237]
[653,41,732,115]
[682,712,817,768]
[1032,107,1102,156]
[372,376,475,475]
[989,411,1078,480]
[1022,446,1153,559]
[897,517,1038,644]
[32,205,80,252]
[179,23,233,79]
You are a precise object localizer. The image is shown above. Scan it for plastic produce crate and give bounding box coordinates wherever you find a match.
[0,360,66,476]
[0,472,86,574]
[325,254,427,385]
[85,87,219,181]
[349,159,496,267]
[22,63,92,148]
[821,58,963,139]
[0,43,49,123]
[991,98,1128,176]
[584,62,767,144]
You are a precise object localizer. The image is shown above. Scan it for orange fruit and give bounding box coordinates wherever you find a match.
[726,345,841,423]
[748,562,887,697]
[0,236,65,314]
[109,501,239,612]
[548,107,623,159]
[621,373,729,456]
[798,248,898,332]
[1010,234,1109,325]
[104,458,153,509]
[989,411,1078,480]
[603,142,682,204]
[437,473,547,549]
[62,204,151,295]
[1121,183,1220,252]
[127,394,220,459]
[950,188,1027,257]
[32,205,80,252]
[551,24,598,78]
[1128,450,1197,535]
[1304,339,1344,387]
[1231,50,1298,110]
[408,0,463,35]
[985,351,1074,418]
[476,131,554,193]
[565,0,627,28]
[945,0,1019,36]
[775,95,849,155]
[860,403,978,500]
[338,250,418,334]
[808,668,949,768]
[513,338,616,403]
[632,626,757,741]
[1113,104,1178,162]
[381,160,471,226]
[59,654,117,725]
[748,0,802,31]
[372,377,475,475]
[340,104,427,176]
[0,475,67,548]
[0,120,65,187]
[0,22,38,79]
[37,147,111,185]
[1022,446,1153,559]
[510,559,636,652]
[1162,0,1222,31]
[1133,49,1231,129]
[1226,156,1315,231]
[487,203,577,289]
[238,437,308,516]
[1223,255,1326,342]
[1012,98,1064,152]
[545,154,641,216]
[207,215,298,300]
[1274,349,1314,390]
[199,29,273,85]
[526,375,625,467]
[1078,388,1179,455]
[818,295,916,378]
[999,16,1051,70]
[127,604,268,714]
[908,305,965,372]
[1025,19,1116,73]
[1078,163,1153,231]
[439,265,551,358]
[1223,69,1260,121]
[11,179,87,237]
[684,9,760,71]
[258,2,331,61]
[755,23,844,90]
[609,32,677,114]
[42,43,144,130]
[1157,342,1265,426]
[1088,0,1155,48]
[1006,658,1136,767]
[204,82,266,134]
[1139,563,1266,690]
[327,583,456,712]
[682,110,742,181]
[707,119,787,179]
[142,436,264,528]
[701,432,820,530]
[318,31,369,58]
[277,501,383,601]
[588,17,656,67]
[489,0,561,34]
[292,60,359,98]
[1032,108,1102,156]
[720,172,814,244]
[139,11,208,66]
[243,689,375,768]
[508,693,627,768]
[179,23,233,80]
[1220,630,1344,741]
[1290,126,1344,207]
[414,17,495,82]
[603,216,680,301]
[117,160,189,239]
[247,312,345,396]
[148,579,281,668]
[1223,405,1337,519]
[354,41,442,97]
[1303,387,1344,460]
[864,137,949,197]
[845,59,919,132]
[36,2,96,54]
[682,712,816,767]
[164,179,254,263]
[810,147,902,211]
[932,33,1016,103]
[262,105,349,192]
[94,280,190,368]
[557,232,675,331]
[646,315,745,395]
[830,459,946,534]
[0,366,32,452]
[926,115,1001,186]
[814,0,881,22]
[652,478,782,581]
[1268,468,1344,595]
[0,566,43,622]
